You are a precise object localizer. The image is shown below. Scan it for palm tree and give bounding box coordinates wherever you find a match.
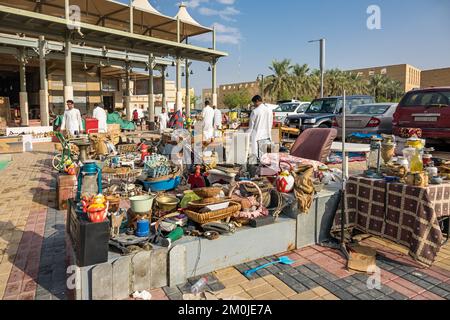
[368,74,389,100]
[264,59,294,101]
[324,69,348,96]
[292,64,311,99]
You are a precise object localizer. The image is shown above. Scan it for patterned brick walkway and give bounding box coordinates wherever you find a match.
[0,143,67,300]
[163,238,450,301]
[0,143,449,300]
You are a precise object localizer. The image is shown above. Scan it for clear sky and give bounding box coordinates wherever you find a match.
[120,0,450,96]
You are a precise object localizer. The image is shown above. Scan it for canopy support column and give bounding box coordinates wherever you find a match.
[148,57,155,130]
[64,33,74,103]
[185,60,191,119]
[212,60,218,107]
[19,48,29,126]
[125,63,132,121]
[176,57,183,112]
[39,36,49,126]
[161,66,167,109]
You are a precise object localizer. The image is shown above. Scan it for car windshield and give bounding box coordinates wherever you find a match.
[306,99,339,114]
[350,104,392,115]
[274,103,299,113]
[401,90,450,107]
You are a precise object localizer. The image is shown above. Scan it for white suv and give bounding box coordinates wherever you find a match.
[274,101,310,125]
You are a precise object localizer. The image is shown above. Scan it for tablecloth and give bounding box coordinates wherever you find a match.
[331,176,450,266]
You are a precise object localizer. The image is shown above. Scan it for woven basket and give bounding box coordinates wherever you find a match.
[117,144,138,154]
[145,166,181,183]
[242,178,273,208]
[193,187,223,199]
[229,181,268,220]
[185,202,241,224]
[187,198,232,210]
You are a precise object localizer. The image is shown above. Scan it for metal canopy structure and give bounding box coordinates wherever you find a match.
[0,1,225,127]
[0,2,227,62]
[0,0,213,42]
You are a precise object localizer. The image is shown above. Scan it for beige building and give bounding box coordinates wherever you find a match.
[421,67,450,88]
[347,64,422,93]
[203,80,261,109]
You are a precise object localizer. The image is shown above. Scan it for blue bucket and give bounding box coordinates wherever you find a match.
[136,219,150,238]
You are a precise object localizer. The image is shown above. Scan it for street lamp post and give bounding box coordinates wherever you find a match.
[308,38,326,98]
[257,74,264,99]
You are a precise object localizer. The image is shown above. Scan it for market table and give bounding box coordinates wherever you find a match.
[331,176,450,266]
[330,142,370,153]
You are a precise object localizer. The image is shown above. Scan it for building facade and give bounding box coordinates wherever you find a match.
[421,67,450,88]
[0,1,227,128]
[347,64,422,93]
[202,80,261,109]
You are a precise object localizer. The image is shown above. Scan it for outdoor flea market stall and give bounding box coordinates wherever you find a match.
[51,119,450,300]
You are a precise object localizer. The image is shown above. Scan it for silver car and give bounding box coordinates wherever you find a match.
[334,103,398,138]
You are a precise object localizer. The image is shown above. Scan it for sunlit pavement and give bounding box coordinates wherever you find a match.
[0,143,449,300]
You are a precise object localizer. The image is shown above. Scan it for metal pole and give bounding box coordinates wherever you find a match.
[320,39,325,98]
[39,36,49,126]
[340,90,349,259]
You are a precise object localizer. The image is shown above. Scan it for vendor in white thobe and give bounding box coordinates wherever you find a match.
[247,95,273,163]
[92,103,108,133]
[158,107,170,132]
[213,106,223,138]
[61,100,83,136]
[202,100,215,142]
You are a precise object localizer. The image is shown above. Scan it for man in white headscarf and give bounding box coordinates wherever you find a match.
[248,95,273,163]
[92,103,108,133]
[201,100,215,142]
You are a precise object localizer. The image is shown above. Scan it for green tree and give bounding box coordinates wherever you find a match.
[223,89,251,109]
[264,59,294,102]
[292,64,318,99]
[191,95,200,109]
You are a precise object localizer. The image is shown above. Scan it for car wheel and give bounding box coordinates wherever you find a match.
[319,123,330,128]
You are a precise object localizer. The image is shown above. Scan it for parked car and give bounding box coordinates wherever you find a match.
[285,95,375,130]
[393,87,450,143]
[273,101,310,125]
[333,103,398,138]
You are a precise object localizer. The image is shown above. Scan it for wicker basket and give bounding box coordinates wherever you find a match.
[187,198,232,210]
[229,181,268,220]
[185,202,241,224]
[117,144,138,154]
[242,178,273,208]
[193,187,223,199]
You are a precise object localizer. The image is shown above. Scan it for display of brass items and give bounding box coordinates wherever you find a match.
[381,134,396,165]
[383,163,408,179]
[381,143,396,164]
[155,195,180,212]
[404,172,429,187]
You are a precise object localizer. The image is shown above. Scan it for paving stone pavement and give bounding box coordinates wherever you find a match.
[0,143,67,300]
[1,143,450,300]
[164,239,450,301]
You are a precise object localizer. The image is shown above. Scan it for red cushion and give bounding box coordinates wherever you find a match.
[290,128,337,163]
